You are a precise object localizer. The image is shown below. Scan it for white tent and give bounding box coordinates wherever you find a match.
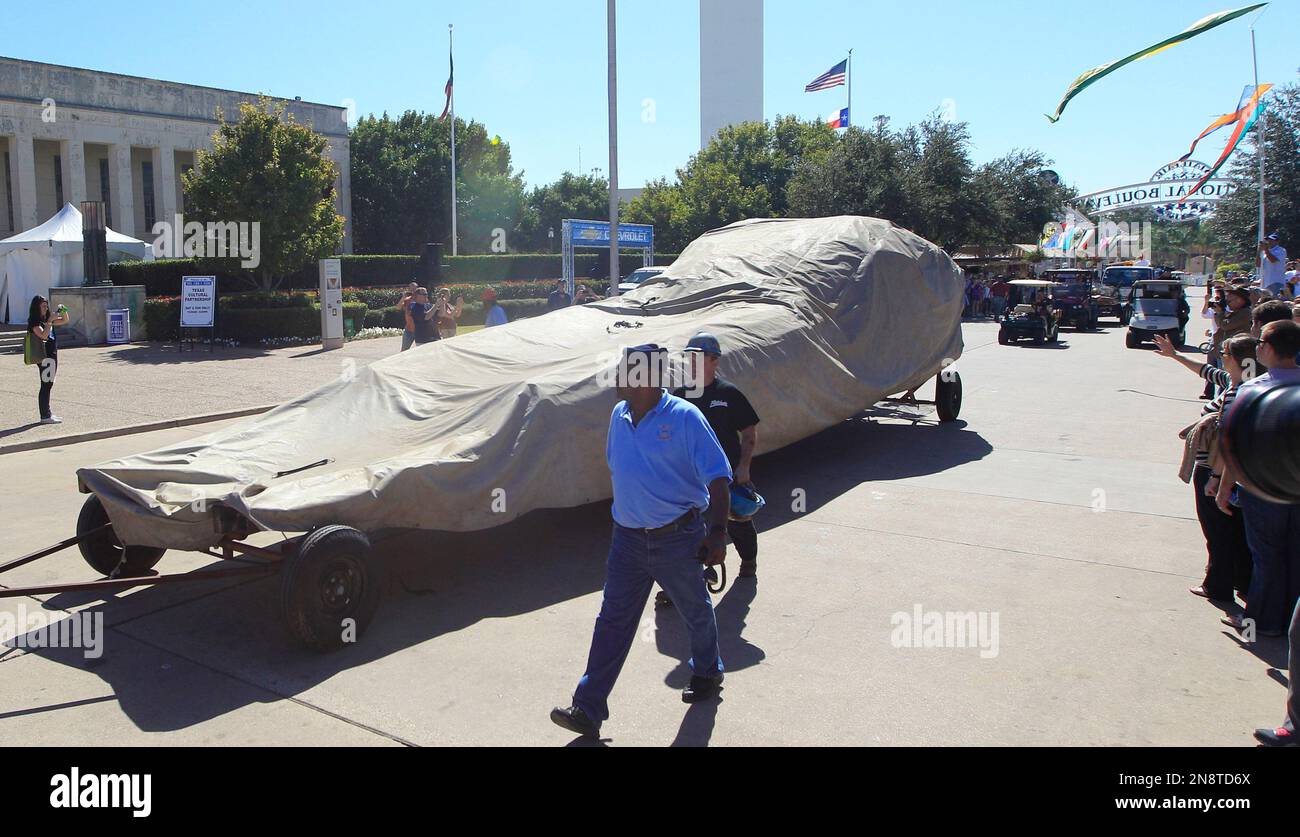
[0,203,154,324]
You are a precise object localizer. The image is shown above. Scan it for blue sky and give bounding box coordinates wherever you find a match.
[4,0,1297,196]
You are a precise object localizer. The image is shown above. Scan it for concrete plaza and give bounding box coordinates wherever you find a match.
[0,316,1287,746]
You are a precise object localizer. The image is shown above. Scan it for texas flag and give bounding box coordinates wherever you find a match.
[826,108,849,129]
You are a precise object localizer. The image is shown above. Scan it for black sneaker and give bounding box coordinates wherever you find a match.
[738,561,757,579]
[655,589,673,608]
[1254,726,1298,747]
[550,705,601,738]
[682,674,724,704]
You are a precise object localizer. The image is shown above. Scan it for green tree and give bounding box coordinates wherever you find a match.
[966,150,1076,249]
[626,116,836,251]
[350,112,526,255]
[791,115,1070,252]
[183,99,344,289]
[517,172,611,252]
[1211,83,1300,261]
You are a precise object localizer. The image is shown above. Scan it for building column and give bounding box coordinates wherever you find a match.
[62,139,87,209]
[12,133,38,231]
[108,143,134,236]
[153,145,177,229]
[329,140,353,254]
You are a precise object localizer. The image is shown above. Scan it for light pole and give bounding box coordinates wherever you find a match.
[607,0,619,288]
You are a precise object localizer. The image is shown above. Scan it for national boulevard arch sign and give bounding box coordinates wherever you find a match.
[1075,160,1237,222]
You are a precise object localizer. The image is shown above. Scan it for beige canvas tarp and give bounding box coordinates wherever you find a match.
[77,216,966,551]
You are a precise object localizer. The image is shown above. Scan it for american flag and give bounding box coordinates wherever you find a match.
[805,59,847,92]
[439,51,454,120]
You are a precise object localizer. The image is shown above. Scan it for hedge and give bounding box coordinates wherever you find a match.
[363,299,552,330]
[144,298,367,343]
[111,253,680,297]
[344,279,610,310]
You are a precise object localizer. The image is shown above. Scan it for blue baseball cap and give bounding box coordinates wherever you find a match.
[624,344,668,360]
[684,333,722,356]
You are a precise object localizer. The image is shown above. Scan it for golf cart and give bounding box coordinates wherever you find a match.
[1125,279,1190,349]
[1102,265,1157,325]
[1041,269,1101,330]
[998,280,1062,345]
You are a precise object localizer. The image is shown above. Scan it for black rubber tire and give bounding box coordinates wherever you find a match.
[76,495,166,577]
[279,526,383,652]
[1125,331,1141,349]
[997,328,1009,346]
[935,371,963,423]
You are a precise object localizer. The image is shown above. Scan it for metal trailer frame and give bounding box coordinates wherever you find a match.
[0,501,383,653]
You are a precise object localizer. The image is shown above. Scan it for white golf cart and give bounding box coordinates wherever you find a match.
[1126,280,1190,349]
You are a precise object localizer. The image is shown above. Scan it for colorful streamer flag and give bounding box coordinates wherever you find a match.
[1174,84,1272,163]
[1045,4,1266,123]
[1180,85,1271,204]
[826,108,850,129]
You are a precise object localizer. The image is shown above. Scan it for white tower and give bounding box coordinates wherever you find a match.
[699,0,764,149]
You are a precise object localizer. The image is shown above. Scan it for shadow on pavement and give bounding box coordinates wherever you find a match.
[10,415,993,736]
[96,343,273,365]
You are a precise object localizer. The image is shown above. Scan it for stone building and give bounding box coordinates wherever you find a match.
[0,56,352,252]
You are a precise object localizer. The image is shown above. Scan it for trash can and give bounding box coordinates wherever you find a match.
[106,309,131,345]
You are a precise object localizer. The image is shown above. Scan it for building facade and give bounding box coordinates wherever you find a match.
[0,57,352,252]
[699,0,764,148]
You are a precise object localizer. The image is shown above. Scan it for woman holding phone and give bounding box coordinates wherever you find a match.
[27,295,69,424]
[435,288,464,340]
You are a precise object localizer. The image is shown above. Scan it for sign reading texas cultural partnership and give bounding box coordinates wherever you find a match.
[180,276,217,328]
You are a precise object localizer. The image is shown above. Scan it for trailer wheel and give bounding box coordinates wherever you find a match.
[279,525,383,652]
[76,495,165,577]
[935,371,963,423]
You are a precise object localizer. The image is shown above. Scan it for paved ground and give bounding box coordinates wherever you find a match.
[0,311,1288,746]
[0,335,406,448]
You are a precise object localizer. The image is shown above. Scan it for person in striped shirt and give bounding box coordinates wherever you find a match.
[1154,333,1257,603]
[1216,321,1300,639]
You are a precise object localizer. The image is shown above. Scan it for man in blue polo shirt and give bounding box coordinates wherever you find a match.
[551,344,733,739]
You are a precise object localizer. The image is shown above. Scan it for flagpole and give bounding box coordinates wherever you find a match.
[449,23,458,257]
[1250,24,1265,243]
[847,49,853,128]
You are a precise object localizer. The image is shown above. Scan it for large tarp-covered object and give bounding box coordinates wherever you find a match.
[78,216,966,551]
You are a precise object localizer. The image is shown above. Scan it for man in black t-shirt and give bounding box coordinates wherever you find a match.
[674,332,762,579]
[408,288,440,346]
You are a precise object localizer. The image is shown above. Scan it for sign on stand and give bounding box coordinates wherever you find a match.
[180,276,217,353]
[320,259,344,350]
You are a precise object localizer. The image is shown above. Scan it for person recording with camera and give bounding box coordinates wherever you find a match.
[25,295,69,424]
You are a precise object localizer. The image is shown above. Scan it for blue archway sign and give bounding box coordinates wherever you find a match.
[562,219,654,296]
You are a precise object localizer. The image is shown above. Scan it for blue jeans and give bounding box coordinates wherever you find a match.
[573,518,723,723]
[1240,491,1300,636]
